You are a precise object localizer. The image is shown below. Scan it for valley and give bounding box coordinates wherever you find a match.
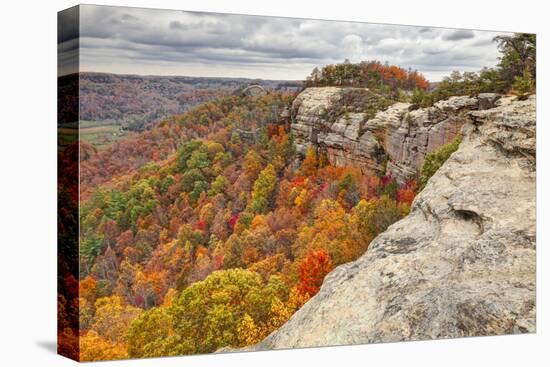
[57,32,536,361]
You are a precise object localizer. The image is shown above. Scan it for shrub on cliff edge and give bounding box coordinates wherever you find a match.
[419,136,462,190]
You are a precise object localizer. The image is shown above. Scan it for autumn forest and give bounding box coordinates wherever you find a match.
[59,74,425,359]
[58,6,536,361]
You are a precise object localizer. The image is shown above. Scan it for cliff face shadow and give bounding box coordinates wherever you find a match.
[36,340,57,354]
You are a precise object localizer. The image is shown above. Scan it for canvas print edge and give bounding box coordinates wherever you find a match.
[57,4,536,362]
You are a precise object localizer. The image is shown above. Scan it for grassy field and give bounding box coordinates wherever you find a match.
[58,120,136,150]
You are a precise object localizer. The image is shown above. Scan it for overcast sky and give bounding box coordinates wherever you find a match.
[59,5,513,81]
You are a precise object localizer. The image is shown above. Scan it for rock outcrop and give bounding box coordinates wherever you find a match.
[291,87,502,184]
[255,95,536,349]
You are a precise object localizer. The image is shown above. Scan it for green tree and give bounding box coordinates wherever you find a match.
[80,234,104,272]
[352,197,403,240]
[419,136,462,189]
[208,175,229,197]
[167,269,286,353]
[175,140,206,172]
[189,180,208,202]
[125,179,160,225]
[512,72,535,100]
[187,149,211,170]
[181,169,205,192]
[495,33,536,86]
[478,67,507,93]
[411,88,431,108]
[249,164,277,213]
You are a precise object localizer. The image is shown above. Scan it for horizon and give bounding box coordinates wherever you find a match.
[70,70,302,82]
[59,5,513,82]
[71,69,442,84]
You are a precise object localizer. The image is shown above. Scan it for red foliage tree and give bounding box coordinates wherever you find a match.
[228,213,240,230]
[196,219,207,231]
[396,180,418,206]
[297,250,333,296]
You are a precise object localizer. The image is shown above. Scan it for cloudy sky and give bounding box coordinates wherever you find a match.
[59,4,513,81]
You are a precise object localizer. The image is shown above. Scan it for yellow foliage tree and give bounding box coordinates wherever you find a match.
[244,150,263,178]
[250,214,268,230]
[301,146,318,176]
[267,297,293,330]
[78,297,95,330]
[237,313,262,346]
[80,331,128,362]
[91,295,142,343]
[294,188,309,213]
[293,199,353,264]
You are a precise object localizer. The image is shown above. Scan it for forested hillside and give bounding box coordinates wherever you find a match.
[57,32,536,361]
[78,73,301,130]
[57,73,301,150]
[59,87,418,360]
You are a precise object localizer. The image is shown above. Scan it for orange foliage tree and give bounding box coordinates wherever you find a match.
[297,250,333,296]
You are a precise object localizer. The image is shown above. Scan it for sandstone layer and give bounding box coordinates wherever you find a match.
[291,87,502,184]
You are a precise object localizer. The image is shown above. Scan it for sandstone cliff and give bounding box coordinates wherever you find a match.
[255,95,536,349]
[291,87,501,184]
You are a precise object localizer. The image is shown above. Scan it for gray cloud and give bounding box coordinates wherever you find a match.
[443,29,476,41]
[58,6,79,43]
[168,20,187,30]
[58,6,79,75]
[66,4,513,80]
[121,13,139,21]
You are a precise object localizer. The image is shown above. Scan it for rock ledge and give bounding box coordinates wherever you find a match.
[291,87,504,184]
[255,95,536,349]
